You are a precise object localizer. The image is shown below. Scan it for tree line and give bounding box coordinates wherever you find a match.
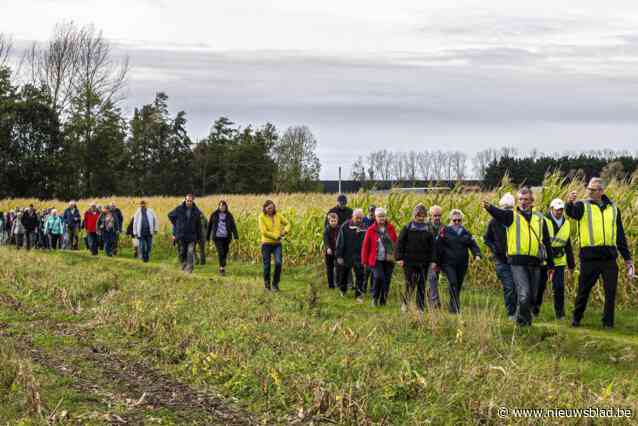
[0,24,321,199]
[351,147,638,187]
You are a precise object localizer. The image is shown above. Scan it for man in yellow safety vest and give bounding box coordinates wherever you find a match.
[566,177,634,328]
[481,187,555,326]
[532,198,575,319]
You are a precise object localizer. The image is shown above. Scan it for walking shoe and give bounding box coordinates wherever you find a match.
[371,300,378,307]
[571,320,580,327]
[219,267,225,276]
[602,323,614,329]
[272,286,280,292]
[340,291,346,298]
[508,315,517,322]
[356,297,364,304]
[400,303,408,313]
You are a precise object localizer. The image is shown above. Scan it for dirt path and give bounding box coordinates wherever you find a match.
[1,296,257,425]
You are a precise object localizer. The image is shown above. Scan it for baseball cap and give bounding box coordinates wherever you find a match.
[550,198,565,210]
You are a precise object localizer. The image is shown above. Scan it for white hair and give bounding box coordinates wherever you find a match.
[51,209,57,215]
[374,207,386,216]
[588,177,605,189]
[353,208,364,217]
[429,205,442,215]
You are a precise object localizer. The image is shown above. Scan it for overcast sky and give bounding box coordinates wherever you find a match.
[3,0,638,178]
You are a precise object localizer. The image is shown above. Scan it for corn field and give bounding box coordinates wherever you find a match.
[2,173,637,305]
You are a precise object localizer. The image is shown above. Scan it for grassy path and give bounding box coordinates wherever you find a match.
[2,247,638,425]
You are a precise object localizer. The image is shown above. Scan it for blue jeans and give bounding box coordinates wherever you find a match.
[510,265,541,326]
[261,244,283,289]
[138,235,153,263]
[495,262,517,317]
[102,231,116,257]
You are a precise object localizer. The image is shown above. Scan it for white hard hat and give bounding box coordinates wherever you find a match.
[499,193,515,209]
[550,198,565,210]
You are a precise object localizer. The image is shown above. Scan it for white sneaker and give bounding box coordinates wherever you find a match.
[356,297,364,304]
[401,303,408,313]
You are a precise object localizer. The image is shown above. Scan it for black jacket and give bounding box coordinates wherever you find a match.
[207,210,239,241]
[565,195,631,262]
[21,212,39,232]
[335,219,366,267]
[326,206,353,227]
[111,208,124,233]
[435,225,482,266]
[484,218,508,264]
[545,213,576,270]
[168,202,202,243]
[396,221,436,266]
[323,224,340,253]
[486,205,554,267]
[126,217,134,237]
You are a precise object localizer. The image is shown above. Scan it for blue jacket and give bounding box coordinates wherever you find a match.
[168,202,202,243]
[63,207,82,228]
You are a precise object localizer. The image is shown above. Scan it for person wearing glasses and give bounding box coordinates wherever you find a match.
[566,177,633,328]
[434,209,482,314]
[133,200,159,263]
[481,187,555,326]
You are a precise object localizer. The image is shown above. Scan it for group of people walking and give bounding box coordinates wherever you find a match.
[318,178,634,329]
[1,177,634,329]
[323,195,482,312]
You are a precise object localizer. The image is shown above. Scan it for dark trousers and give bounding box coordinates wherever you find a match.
[510,265,541,326]
[87,232,99,255]
[573,260,618,327]
[442,263,468,314]
[325,254,337,288]
[102,232,116,257]
[495,262,517,317]
[372,261,394,305]
[67,226,79,250]
[213,237,231,268]
[340,263,365,297]
[15,233,24,249]
[49,233,61,250]
[24,230,36,250]
[195,238,206,265]
[113,233,120,255]
[403,264,427,311]
[535,266,566,318]
[262,244,283,289]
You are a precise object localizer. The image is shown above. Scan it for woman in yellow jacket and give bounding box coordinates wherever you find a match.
[259,200,291,291]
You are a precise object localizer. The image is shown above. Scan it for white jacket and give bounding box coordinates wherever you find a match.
[133,208,159,237]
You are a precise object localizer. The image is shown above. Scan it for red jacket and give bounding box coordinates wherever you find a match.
[361,222,397,268]
[84,210,100,233]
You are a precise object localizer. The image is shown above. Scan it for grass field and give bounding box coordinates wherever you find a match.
[1,245,638,425]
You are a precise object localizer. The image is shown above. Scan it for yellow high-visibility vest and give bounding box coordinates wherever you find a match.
[546,216,571,267]
[507,211,545,258]
[578,201,617,248]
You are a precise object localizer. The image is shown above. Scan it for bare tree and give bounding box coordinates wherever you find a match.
[432,150,447,180]
[23,22,128,115]
[417,150,432,180]
[405,150,418,182]
[472,148,500,179]
[0,33,12,68]
[450,151,468,180]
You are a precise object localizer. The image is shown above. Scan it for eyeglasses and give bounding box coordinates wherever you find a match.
[452,219,462,223]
